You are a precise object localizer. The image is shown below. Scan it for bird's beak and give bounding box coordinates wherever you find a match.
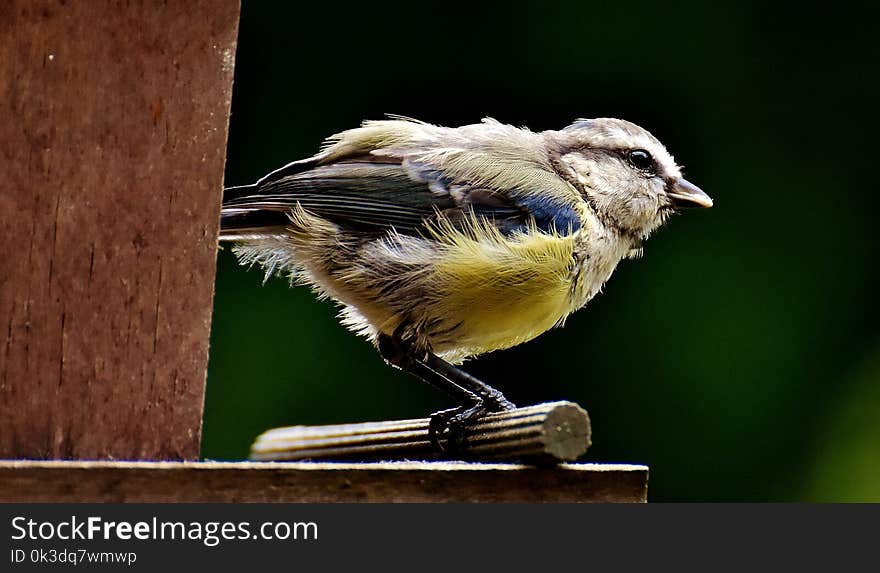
[666,178,713,209]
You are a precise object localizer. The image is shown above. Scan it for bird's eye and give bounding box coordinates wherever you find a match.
[627,149,654,172]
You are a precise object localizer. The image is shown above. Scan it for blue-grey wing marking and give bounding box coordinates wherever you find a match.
[221,160,580,236]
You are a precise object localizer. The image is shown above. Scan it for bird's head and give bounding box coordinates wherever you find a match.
[547,118,712,242]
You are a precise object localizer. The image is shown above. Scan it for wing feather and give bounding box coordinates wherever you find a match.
[221,120,583,238]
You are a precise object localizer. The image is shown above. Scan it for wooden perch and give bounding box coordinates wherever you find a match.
[251,401,591,464]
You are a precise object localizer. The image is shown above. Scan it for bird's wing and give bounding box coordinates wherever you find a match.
[221,120,583,238]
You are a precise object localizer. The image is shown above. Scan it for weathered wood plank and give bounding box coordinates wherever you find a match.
[0,1,240,459]
[0,461,649,502]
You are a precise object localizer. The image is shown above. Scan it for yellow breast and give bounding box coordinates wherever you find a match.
[425,220,579,362]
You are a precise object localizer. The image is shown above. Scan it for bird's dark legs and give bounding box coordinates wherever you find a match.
[377,333,516,453]
[421,352,515,412]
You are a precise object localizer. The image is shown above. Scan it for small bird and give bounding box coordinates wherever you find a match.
[220,116,712,449]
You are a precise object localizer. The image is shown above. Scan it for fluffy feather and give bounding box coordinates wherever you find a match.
[221,116,708,363]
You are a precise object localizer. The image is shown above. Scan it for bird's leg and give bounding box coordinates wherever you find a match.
[377,332,516,454]
[423,354,517,453]
[420,352,516,413]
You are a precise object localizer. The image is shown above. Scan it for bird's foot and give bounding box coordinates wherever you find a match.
[491,395,517,412]
[428,395,516,455]
[428,405,484,455]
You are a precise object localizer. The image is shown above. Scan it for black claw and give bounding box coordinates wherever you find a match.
[428,407,460,453]
[490,396,516,412]
[428,403,488,456]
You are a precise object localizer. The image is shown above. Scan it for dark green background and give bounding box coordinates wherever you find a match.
[203,2,880,501]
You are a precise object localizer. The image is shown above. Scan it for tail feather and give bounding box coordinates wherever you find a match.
[223,182,260,203]
[219,207,290,241]
[221,182,289,241]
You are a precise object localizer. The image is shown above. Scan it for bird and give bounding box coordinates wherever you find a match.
[219,116,712,450]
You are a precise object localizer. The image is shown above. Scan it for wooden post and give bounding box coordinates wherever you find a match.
[0,1,240,459]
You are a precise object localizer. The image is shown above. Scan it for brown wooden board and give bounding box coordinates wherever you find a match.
[0,461,649,502]
[0,1,240,459]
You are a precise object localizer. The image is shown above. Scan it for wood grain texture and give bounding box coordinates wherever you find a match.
[251,401,592,464]
[0,1,240,459]
[0,461,649,502]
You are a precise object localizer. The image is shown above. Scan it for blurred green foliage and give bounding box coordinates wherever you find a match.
[202,2,879,501]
